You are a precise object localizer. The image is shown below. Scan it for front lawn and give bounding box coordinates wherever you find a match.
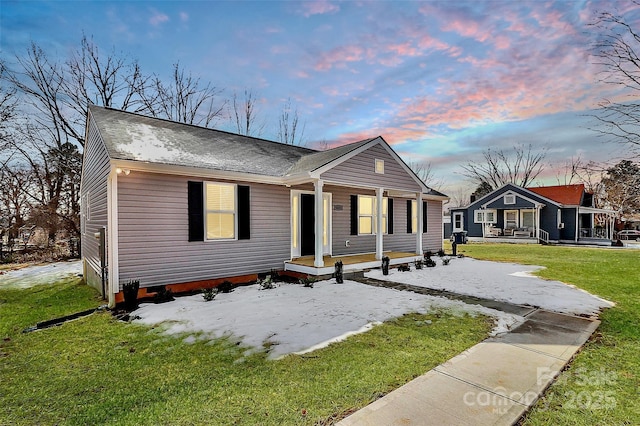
[455,243,640,425]
[0,277,491,425]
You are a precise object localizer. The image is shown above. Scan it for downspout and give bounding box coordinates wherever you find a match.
[106,167,119,309]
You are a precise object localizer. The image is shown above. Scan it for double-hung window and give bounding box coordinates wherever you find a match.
[358,195,387,235]
[205,182,236,239]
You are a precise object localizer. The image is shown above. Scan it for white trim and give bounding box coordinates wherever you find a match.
[481,189,545,209]
[376,188,384,259]
[314,180,324,267]
[284,254,422,276]
[504,194,516,205]
[375,159,385,174]
[416,193,423,255]
[452,212,464,232]
[504,209,519,229]
[204,181,237,241]
[290,189,332,260]
[107,167,119,308]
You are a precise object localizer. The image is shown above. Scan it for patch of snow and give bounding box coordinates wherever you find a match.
[133,279,520,359]
[0,260,82,289]
[366,257,614,317]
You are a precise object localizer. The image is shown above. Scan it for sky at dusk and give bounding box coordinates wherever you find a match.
[2,0,639,194]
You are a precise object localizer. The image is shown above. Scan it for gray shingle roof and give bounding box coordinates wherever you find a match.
[89,106,447,198]
[89,105,317,177]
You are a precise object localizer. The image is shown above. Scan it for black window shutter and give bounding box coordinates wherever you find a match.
[406,200,412,233]
[237,185,251,240]
[350,195,358,235]
[387,198,394,234]
[188,181,204,242]
[423,201,428,233]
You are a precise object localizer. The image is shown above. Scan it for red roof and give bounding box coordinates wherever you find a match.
[526,184,585,205]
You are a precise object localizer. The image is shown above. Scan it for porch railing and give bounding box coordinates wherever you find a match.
[538,229,549,244]
[580,228,609,239]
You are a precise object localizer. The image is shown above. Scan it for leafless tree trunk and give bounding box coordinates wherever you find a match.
[460,144,547,189]
[278,97,306,145]
[66,35,148,121]
[408,161,445,191]
[141,63,226,127]
[590,1,640,156]
[230,89,264,137]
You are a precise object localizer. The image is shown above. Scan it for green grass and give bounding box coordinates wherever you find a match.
[0,277,492,425]
[454,243,640,425]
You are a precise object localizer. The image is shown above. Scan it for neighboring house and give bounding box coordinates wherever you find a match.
[448,183,616,245]
[80,106,447,307]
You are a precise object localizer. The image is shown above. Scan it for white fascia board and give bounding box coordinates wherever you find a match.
[481,189,547,209]
[578,206,617,215]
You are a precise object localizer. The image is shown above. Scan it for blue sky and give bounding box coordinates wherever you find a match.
[2,0,638,193]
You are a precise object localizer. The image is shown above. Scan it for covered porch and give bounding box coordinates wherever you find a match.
[284,251,421,276]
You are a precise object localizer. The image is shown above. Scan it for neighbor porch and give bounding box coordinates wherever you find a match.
[284,251,421,276]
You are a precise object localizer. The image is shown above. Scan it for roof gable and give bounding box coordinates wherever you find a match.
[467,183,561,209]
[526,184,585,205]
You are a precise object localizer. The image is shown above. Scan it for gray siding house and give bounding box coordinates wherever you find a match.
[449,183,616,245]
[81,106,447,307]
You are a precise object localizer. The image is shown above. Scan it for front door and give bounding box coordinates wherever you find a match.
[300,194,315,256]
[291,191,332,258]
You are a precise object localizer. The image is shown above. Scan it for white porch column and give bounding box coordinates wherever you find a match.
[416,193,423,255]
[314,179,324,268]
[536,205,541,240]
[376,187,384,260]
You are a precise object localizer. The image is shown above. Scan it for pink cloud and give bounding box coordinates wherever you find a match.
[314,44,364,71]
[179,12,188,23]
[299,0,340,17]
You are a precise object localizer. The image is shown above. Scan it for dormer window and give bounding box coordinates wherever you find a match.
[375,159,384,174]
[504,194,515,205]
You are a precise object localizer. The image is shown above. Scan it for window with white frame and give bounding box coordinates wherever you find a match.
[375,159,384,174]
[205,182,236,239]
[358,195,387,234]
[504,194,516,205]
[474,209,497,223]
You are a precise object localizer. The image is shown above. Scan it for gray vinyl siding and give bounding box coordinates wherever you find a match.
[328,185,442,256]
[117,172,290,289]
[321,144,422,192]
[80,116,111,292]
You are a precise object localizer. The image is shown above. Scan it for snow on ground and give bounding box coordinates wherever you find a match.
[0,260,82,289]
[133,280,522,359]
[366,257,614,317]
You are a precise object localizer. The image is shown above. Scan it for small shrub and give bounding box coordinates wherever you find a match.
[218,281,234,293]
[437,249,445,257]
[414,259,424,270]
[425,258,437,268]
[258,275,277,290]
[122,279,140,311]
[397,264,411,272]
[153,286,175,304]
[457,253,465,258]
[300,277,316,288]
[425,251,434,259]
[202,288,217,301]
[442,257,451,266]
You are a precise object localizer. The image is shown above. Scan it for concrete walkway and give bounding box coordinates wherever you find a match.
[337,308,600,425]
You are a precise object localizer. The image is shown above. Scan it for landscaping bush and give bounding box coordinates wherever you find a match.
[202,288,217,301]
[122,279,140,311]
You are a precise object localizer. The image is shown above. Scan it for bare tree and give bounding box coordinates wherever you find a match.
[66,35,148,121]
[408,161,445,191]
[230,89,264,136]
[460,144,547,190]
[142,63,226,127]
[277,97,306,145]
[554,156,584,185]
[590,2,640,155]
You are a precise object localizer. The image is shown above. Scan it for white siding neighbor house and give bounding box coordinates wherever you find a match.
[80,106,447,307]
